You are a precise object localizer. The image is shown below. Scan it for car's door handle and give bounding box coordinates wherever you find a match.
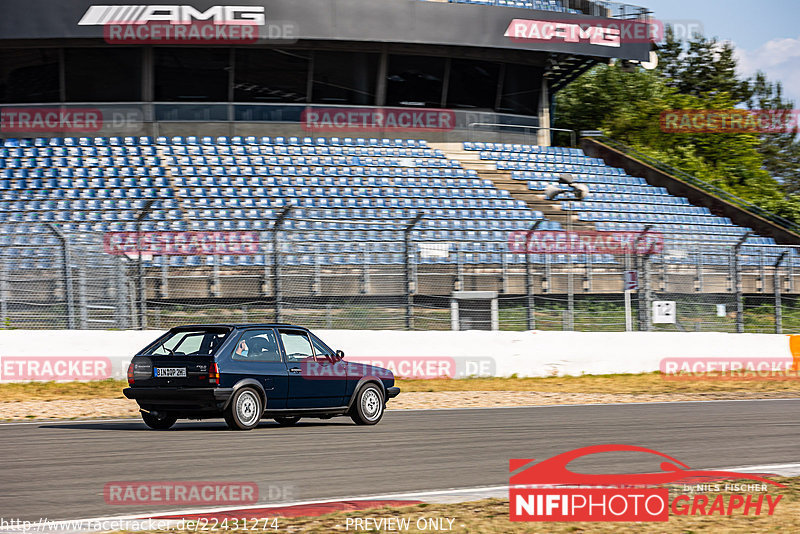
[289,367,302,374]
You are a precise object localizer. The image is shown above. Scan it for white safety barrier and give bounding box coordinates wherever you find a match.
[0,329,793,381]
[0,330,164,381]
[319,330,794,378]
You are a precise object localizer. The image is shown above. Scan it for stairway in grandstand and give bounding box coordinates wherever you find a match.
[431,140,783,253]
[430,142,594,230]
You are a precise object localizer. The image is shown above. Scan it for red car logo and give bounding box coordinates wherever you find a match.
[510,444,785,488]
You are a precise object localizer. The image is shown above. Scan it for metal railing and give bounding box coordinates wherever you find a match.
[593,136,800,236]
[429,0,652,20]
[0,102,540,141]
[469,123,577,147]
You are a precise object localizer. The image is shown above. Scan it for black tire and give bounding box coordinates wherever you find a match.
[274,416,301,426]
[350,383,385,425]
[141,411,178,430]
[224,388,262,431]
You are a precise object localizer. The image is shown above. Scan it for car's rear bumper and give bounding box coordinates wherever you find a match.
[386,386,400,399]
[124,387,233,412]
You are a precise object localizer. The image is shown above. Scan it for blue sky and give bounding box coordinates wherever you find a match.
[642,0,800,104]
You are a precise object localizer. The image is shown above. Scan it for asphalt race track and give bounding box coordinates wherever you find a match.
[3,400,800,521]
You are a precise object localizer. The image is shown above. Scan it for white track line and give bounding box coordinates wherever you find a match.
[719,463,800,476]
[397,397,800,411]
[0,418,138,426]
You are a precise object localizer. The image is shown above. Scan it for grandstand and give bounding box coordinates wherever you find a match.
[0,134,789,271]
[2,131,797,331]
[457,141,777,249]
[0,135,545,268]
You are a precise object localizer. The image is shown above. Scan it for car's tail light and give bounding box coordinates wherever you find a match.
[127,362,135,385]
[209,362,220,385]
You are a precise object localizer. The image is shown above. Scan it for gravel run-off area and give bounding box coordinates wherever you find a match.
[2,390,799,421]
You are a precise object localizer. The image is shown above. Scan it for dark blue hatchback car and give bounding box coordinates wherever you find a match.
[124,324,400,430]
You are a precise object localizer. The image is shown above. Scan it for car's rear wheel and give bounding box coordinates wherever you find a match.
[274,416,301,426]
[224,388,262,431]
[141,411,178,430]
[350,383,384,425]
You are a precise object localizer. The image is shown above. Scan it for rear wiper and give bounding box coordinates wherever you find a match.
[159,341,175,356]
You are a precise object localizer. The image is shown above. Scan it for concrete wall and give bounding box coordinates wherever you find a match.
[0,329,793,381]
[319,330,792,377]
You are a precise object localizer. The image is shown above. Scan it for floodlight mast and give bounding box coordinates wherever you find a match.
[45,223,75,329]
[272,207,292,323]
[525,219,543,330]
[541,173,590,331]
[404,212,425,329]
[135,199,156,329]
[774,250,789,334]
[733,231,752,333]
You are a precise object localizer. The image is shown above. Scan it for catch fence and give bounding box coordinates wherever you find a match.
[2,218,799,333]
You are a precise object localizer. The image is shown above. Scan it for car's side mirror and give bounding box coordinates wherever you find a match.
[335,350,345,361]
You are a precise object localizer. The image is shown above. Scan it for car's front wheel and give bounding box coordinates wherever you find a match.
[141,410,178,430]
[350,383,385,425]
[274,416,301,426]
[224,388,262,430]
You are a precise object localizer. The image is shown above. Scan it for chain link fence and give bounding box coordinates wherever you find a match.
[0,226,137,329]
[2,219,800,333]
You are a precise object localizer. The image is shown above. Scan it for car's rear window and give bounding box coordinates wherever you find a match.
[145,328,230,357]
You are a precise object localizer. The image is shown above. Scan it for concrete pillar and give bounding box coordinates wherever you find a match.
[537,78,550,147]
[450,299,459,331]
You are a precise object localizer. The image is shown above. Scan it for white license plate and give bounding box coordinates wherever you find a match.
[155,367,187,378]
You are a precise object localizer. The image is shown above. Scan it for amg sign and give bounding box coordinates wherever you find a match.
[78,5,266,25]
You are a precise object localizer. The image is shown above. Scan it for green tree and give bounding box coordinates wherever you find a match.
[747,72,800,194]
[658,28,750,102]
[553,31,800,224]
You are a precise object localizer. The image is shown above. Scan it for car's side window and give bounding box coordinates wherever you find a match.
[309,334,333,363]
[231,329,282,363]
[279,331,315,363]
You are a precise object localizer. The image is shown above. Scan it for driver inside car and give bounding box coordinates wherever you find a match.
[235,339,249,358]
[235,334,279,361]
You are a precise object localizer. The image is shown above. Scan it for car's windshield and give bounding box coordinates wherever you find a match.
[146,329,230,356]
